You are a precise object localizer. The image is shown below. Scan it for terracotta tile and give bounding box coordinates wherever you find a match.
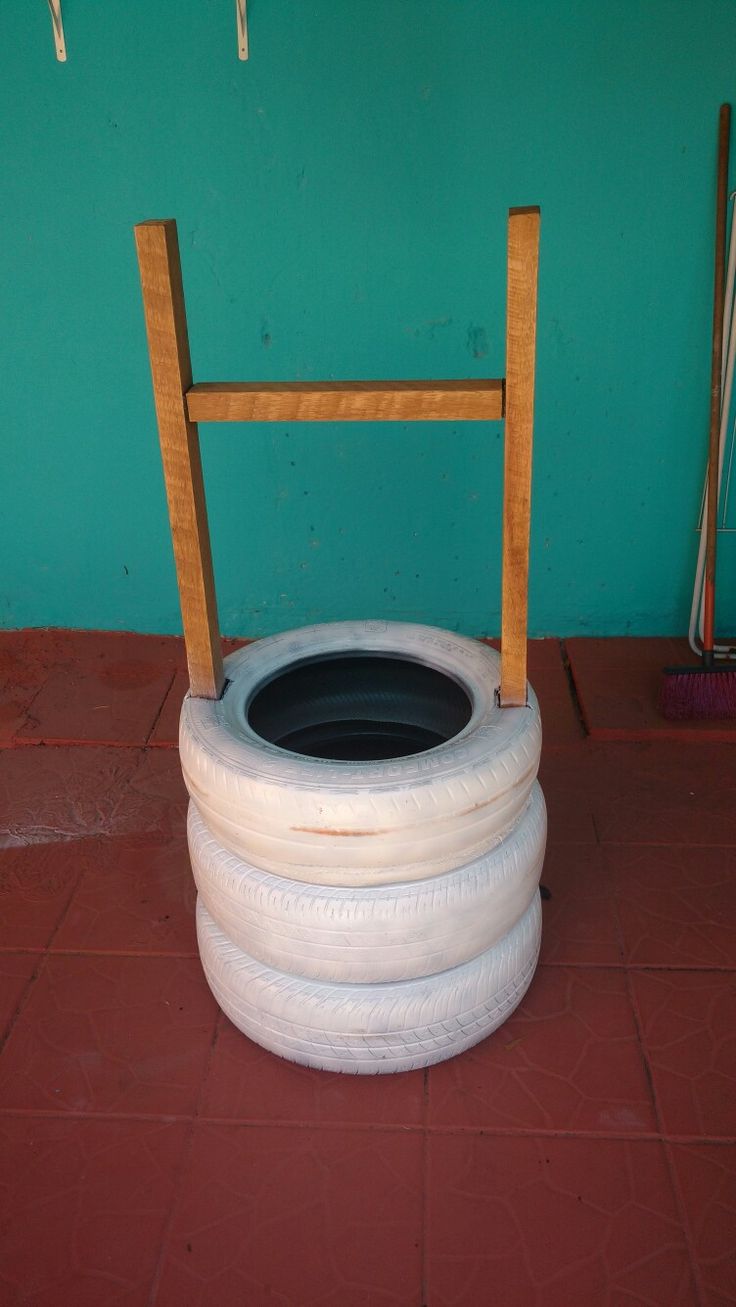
[538,748,598,844]
[0,840,87,948]
[428,966,655,1133]
[539,843,624,966]
[575,662,662,740]
[0,952,38,1035]
[588,743,736,846]
[0,745,151,847]
[154,1123,423,1306]
[607,845,736,968]
[0,954,218,1116]
[0,1115,188,1307]
[17,660,175,747]
[632,970,736,1137]
[0,635,52,747]
[0,630,70,745]
[426,1134,696,1307]
[27,631,184,669]
[52,833,197,956]
[670,1142,736,1306]
[3,631,182,746]
[199,1015,425,1126]
[566,637,689,670]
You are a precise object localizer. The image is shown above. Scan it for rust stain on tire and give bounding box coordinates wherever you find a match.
[291,825,393,837]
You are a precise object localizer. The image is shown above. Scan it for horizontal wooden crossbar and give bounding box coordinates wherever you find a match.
[186,378,504,423]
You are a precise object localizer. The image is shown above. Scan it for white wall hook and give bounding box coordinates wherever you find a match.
[236,0,249,60]
[46,0,67,61]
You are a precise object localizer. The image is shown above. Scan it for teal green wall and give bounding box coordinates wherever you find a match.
[2,0,735,637]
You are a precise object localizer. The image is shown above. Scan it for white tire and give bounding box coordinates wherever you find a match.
[189,783,546,982]
[196,892,542,1074]
[180,621,541,886]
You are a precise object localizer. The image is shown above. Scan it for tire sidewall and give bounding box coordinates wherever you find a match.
[180,621,541,823]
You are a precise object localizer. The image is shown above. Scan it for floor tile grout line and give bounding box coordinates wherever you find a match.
[144,669,178,748]
[145,1117,199,1307]
[540,961,736,972]
[15,730,736,747]
[0,1106,195,1125]
[599,838,736,848]
[9,736,179,750]
[558,639,589,740]
[592,838,627,964]
[4,944,734,975]
[0,845,87,1053]
[549,838,736,849]
[0,954,47,1056]
[606,876,668,1140]
[588,731,736,744]
[420,1068,429,1307]
[32,842,96,963]
[622,961,707,1307]
[10,671,54,744]
[603,860,631,973]
[0,1105,734,1145]
[662,1138,707,1307]
[0,947,201,960]
[47,949,200,959]
[2,941,736,979]
[145,1010,224,1307]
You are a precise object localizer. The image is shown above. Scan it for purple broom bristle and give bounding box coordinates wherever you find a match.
[660,669,736,720]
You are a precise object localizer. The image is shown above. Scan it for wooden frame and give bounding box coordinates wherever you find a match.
[135,209,540,704]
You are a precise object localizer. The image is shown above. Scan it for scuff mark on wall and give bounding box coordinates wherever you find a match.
[466,325,489,358]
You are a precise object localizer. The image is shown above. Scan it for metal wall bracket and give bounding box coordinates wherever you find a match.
[46,0,67,61]
[45,2,248,64]
[236,0,249,60]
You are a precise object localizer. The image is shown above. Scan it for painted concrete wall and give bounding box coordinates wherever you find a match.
[2,1,735,637]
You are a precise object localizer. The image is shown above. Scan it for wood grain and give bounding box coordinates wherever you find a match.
[134,220,224,700]
[500,207,540,707]
[186,378,504,423]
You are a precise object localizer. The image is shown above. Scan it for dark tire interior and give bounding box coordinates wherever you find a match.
[246,653,473,761]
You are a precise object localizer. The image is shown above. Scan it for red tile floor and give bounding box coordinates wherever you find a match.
[0,629,734,1306]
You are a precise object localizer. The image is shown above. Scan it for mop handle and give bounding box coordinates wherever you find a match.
[703,104,731,659]
[690,192,736,660]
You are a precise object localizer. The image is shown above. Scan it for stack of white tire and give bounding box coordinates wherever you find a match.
[180,622,546,1075]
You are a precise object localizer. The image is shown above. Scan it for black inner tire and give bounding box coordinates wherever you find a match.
[246,653,473,761]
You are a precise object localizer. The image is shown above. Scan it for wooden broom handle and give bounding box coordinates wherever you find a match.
[500,207,540,705]
[703,104,731,657]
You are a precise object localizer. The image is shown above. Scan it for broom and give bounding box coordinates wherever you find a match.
[661,102,736,719]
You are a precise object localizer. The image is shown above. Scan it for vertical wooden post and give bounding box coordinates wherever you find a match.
[134,220,224,699]
[500,206,540,706]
